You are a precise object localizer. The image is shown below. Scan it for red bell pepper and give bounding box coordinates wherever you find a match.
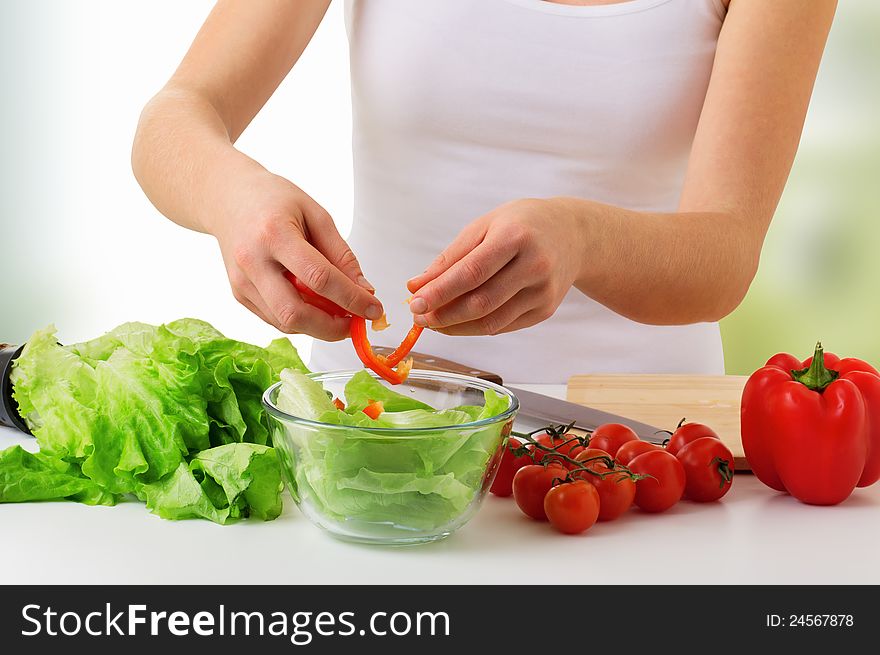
[284,271,421,384]
[741,342,880,505]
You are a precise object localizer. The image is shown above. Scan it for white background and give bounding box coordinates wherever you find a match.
[1,0,354,359]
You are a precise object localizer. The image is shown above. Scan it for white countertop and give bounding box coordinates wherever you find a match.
[2,384,879,585]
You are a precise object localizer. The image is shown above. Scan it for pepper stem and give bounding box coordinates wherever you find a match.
[791,341,839,392]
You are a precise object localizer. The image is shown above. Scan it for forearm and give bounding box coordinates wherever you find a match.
[556,197,761,325]
[131,86,267,235]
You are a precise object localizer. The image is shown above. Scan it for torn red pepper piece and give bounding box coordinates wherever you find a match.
[332,397,346,411]
[371,314,390,332]
[363,400,385,420]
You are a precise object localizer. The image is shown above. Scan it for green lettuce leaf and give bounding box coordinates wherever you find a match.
[276,369,337,420]
[342,370,433,413]
[1,318,305,524]
[372,408,475,429]
[273,372,511,531]
[140,443,283,523]
[0,446,118,505]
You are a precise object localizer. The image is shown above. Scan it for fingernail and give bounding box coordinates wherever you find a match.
[365,303,383,320]
[414,314,428,327]
[357,275,375,292]
[409,297,427,314]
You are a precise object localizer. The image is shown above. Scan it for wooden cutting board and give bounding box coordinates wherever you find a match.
[567,375,750,471]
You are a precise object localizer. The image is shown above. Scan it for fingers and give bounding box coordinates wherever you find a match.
[305,203,376,292]
[226,260,277,325]
[230,249,352,340]
[433,288,546,337]
[414,260,525,328]
[271,236,383,320]
[408,237,516,318]
[253,262,352,341]
[495,306,555,335]
[407,218,489,294]
[231,277,276,326]
[239,295,275,328]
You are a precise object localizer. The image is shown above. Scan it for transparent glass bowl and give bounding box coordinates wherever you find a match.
[263,370,519,545]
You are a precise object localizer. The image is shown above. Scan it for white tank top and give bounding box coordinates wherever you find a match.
[310,0,728,384]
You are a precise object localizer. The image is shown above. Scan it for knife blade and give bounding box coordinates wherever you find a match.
[508,385,667,444]
[371,347,503,385]
[381,349,664,442]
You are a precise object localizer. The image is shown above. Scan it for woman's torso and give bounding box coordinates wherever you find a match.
[310,0,728,383]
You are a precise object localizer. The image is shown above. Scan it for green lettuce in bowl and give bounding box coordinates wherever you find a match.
[264,369,519,545]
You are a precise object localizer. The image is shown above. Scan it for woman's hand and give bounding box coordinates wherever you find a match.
[131,0,368,340]
[212,169,383,341]
[406,199,584,336]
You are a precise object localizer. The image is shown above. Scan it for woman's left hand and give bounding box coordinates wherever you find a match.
[406,198,584,336]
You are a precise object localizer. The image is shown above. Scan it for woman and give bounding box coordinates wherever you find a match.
[132,0,836,383]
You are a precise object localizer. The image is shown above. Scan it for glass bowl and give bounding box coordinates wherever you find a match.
[263,370,519,545]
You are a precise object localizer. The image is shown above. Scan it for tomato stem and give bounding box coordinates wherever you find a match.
[511,423,647,482]
[711,456,734,488]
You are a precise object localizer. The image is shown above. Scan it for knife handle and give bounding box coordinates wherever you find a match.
[370,346,503,386]
[0,343,30,434]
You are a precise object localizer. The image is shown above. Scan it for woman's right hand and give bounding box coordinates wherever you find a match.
[211,169,383,341]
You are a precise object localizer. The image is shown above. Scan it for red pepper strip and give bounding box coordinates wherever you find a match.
[363,400,385,420]
[284,271,422,384]
[283,271,348,317]
[350,316,407,384]
[381,324,424,367]
[332,397,346,411]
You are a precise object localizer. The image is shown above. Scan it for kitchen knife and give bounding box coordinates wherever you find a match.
[394,349,664,442]
[371,347,503,385]
[507,385,667,444]
[0,343,29,433]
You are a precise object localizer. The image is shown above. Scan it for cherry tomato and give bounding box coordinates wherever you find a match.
[362,400,384,420]
[573,447,613,472]
[490,437,533,497]
[666,421,720,456]
[512,464,568,521]
[588,423,638,456]
[615,440,661,466]
[591,471,636,521]
[573,448,635,520]
[532,432,585,467]
[629,450,686,513]
[544,480,600,535]
[676,437,735,502]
